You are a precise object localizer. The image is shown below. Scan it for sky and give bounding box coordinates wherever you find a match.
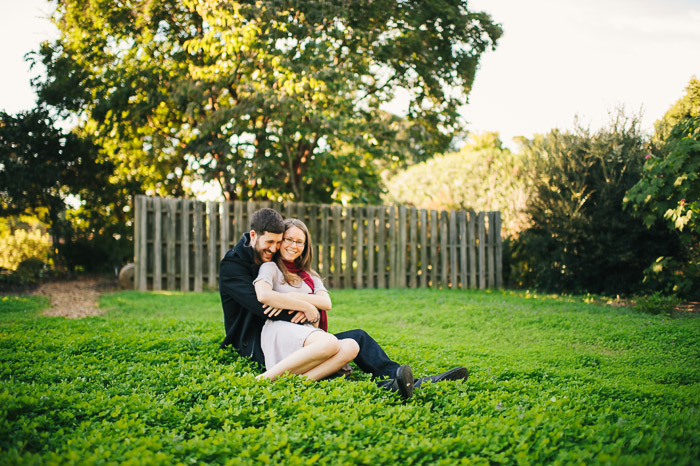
[2,0,700,151]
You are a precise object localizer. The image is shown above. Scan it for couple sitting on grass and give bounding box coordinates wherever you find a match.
[218,208,468,399]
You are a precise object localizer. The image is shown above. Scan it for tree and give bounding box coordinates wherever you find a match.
[0,109,129,272]
[651,76,700,149]
[384,132,530,237]
[511,113,681,295]
[625,116,700,298]
[33,0,502,203]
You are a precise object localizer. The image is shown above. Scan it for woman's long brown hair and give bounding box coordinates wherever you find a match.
[275,218,320,286]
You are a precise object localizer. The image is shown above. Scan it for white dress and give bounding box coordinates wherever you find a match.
[253,262,327,368]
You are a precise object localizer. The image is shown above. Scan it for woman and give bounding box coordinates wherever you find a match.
[254,218,359,381]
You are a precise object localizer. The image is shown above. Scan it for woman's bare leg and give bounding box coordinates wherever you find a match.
[302,339,360,381]
[257,332,340,381]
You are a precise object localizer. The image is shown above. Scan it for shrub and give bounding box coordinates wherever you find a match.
[0,225,51,271]
[625,115,700,299]
[510,113,680,295]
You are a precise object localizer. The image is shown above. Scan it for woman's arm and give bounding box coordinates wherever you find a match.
[282,291,332,311]
[254,280,319,323]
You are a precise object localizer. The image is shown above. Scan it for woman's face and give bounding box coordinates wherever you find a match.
[280,225,306,262]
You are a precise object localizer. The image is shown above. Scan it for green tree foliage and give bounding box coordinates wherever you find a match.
[33,0,502,203]
[0,110,130,272]
[651,76,700,149]
[384,132,530,237]
[511,114,681,295]
[625,116,700,298]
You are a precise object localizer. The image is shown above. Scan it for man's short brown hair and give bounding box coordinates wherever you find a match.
[249,208,284,235]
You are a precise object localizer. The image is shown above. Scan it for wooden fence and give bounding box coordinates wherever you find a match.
[133,195,502,291]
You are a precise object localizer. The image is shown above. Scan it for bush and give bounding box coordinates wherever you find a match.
[510,114,680,296]
[0,257,48,290]
[0,224,51,271]
[625,115,700,299]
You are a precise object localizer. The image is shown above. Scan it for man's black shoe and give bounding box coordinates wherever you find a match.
[389,365,414,399]
[414,366,469,389]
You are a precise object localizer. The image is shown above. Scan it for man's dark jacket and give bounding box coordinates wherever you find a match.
[219,233,294,367]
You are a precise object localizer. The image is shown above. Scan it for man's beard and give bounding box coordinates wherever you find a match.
[253,243,273,264]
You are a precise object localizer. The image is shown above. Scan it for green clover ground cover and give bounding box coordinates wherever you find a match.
[1,289,699,465]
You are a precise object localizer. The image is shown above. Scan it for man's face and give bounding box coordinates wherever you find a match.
[250,230,283,264]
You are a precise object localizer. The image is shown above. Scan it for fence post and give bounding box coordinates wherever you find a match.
[468,210,477,289]
[138,196,149,291]
[440,210,449,289]
[332,205,342,289]
[398,205,407,288]
[367,206,376,288]
[153,197,162,291]
[487,211,496,289]
[477,211,486,290]
[419,209,428,288]
[377,207,386,288]
[166,198,177,291]
[181,199,190,292]
[207,201,217,289]
[344,207,353,289]
[409,207,417,289]
[495,211,503,288]
[449,210,457,289]
[356,207,364,289]
[430,210,438,288]
[320,205,329,281]
[458,210,467,289]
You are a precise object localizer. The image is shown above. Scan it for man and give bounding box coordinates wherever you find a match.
[219,208,468,399]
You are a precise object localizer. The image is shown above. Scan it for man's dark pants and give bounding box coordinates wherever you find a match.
[334,329,400,388]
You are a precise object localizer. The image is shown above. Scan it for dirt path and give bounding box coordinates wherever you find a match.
[33,276,118,318]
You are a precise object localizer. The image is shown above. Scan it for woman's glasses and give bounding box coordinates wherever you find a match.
[283,237,305,248]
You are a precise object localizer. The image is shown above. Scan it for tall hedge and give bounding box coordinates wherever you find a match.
[510,115,681,295]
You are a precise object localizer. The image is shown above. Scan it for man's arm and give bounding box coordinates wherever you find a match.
[220,258,295,322]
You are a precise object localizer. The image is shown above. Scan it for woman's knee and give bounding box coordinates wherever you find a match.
[339,339,360,361]
[307,332,340,358]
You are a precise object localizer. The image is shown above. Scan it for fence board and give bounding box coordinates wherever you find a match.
[332,206,342,289]
[321,205,329,280]
[458,210,467,289]
[388,206,396,289]
[133,196,501,292]
[409,208,417,288]
[477,212,486,290]
[495,212,503,288]
[440,210,448,289]
[207,202,217,289]
[344,207,353,289]
[355,208,364,289]
[449,210,457,289]
[420,209,428,288]
[398,206,407,288]
[468,210,477,289]
[377,207,386,289]
[153,197,162,291]
[166,198,177,290]
[367,206,376,289]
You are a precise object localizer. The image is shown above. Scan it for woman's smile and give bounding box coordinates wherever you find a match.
[281,226,305,262]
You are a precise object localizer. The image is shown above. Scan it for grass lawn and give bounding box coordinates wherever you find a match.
[1,289,699,465]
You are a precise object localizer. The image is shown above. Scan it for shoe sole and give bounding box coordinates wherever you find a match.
[396,365,414,399]
[438,366,469,382]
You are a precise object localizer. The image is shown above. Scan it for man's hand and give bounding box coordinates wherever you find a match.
[263,305,283,317]
[290,302,320,324]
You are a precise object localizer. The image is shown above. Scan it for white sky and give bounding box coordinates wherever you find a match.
[2,0,700,151]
